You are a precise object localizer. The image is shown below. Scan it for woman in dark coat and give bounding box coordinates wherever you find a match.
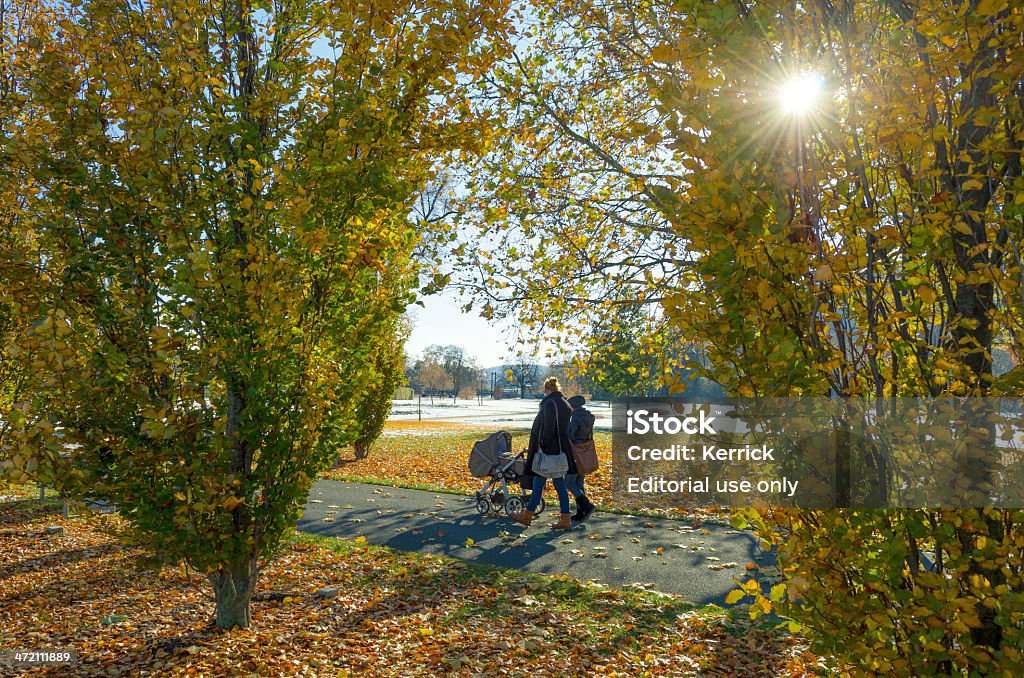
[512,377,574,529]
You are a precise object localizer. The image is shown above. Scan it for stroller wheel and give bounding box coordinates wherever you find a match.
[504,495,526,518]
[535,496,546,516]
[476,497,492,515]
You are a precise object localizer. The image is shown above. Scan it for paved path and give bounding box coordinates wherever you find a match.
[297,480,774,606]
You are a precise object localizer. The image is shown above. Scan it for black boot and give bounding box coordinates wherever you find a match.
[572,496,595,522]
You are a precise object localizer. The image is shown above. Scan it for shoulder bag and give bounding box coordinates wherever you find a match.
[571,438,599,475]
[533,400,569,478]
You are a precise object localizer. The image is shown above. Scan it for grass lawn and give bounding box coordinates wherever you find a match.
[0,495,825,676]
[322,422,729,522]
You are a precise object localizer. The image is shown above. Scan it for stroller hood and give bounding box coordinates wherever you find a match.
[468,430,515,478]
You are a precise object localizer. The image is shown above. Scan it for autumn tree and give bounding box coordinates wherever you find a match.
[0,229,25,423]
[438,345,476,400]
[583,305,661,399]
[350,320,409,461]
[452,0,1024,672]
[417,344,480,400]
[0,0,42,478]
[543,360,587,398]
[0,0,509,629]
[505,354,540,398]
[411,355,449,403]
[448,0,687,368]
[0,228,27,488]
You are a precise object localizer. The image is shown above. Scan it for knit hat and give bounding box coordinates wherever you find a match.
[568,395,586,408]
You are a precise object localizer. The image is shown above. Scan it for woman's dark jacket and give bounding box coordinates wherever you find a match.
[524,391,576,476]
[568,406,595,443]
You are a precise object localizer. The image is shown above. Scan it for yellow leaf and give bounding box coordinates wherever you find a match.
[976,0,1007,16]
[240,196,253,210]
[354,536,367,545]
[222,496,244,511]
[950,620,971,634]
[952,221,974,235]
[418,627,434,637]
[464,537,476,547]
[962,179,984,191]
[724,589,745,604]
[173,492,186,502]
[917,285,936,304]
[651,44,677,63]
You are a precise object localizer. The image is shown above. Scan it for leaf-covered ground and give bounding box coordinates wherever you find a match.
[0,497,826,676]
[323,422,727,521]
[323,422,547,495]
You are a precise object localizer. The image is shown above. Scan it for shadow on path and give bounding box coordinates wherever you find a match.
[298,479,775,606]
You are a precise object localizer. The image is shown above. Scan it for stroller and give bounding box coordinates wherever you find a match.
[468,431,546,517]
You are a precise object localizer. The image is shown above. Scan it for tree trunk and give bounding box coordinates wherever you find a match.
[354,439,369,460]
[208,555,259,629]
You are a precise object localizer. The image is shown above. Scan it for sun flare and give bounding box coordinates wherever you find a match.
[779,72,825,115]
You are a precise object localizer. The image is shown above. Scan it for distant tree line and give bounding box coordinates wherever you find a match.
[400,337,727,402]
[406,345,484,402]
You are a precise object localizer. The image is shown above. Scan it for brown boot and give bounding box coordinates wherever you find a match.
[511,509,533,527]
[549,513,572,530]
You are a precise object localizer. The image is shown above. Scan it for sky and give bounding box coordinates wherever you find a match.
[404,292,516,368]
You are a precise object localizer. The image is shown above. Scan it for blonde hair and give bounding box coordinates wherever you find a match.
[543,377,561,393]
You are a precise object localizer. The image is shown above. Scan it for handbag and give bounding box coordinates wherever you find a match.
[533,400,569,478]
[571,438,599,475]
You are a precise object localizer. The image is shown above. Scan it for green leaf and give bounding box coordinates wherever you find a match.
[729,514,749,530]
